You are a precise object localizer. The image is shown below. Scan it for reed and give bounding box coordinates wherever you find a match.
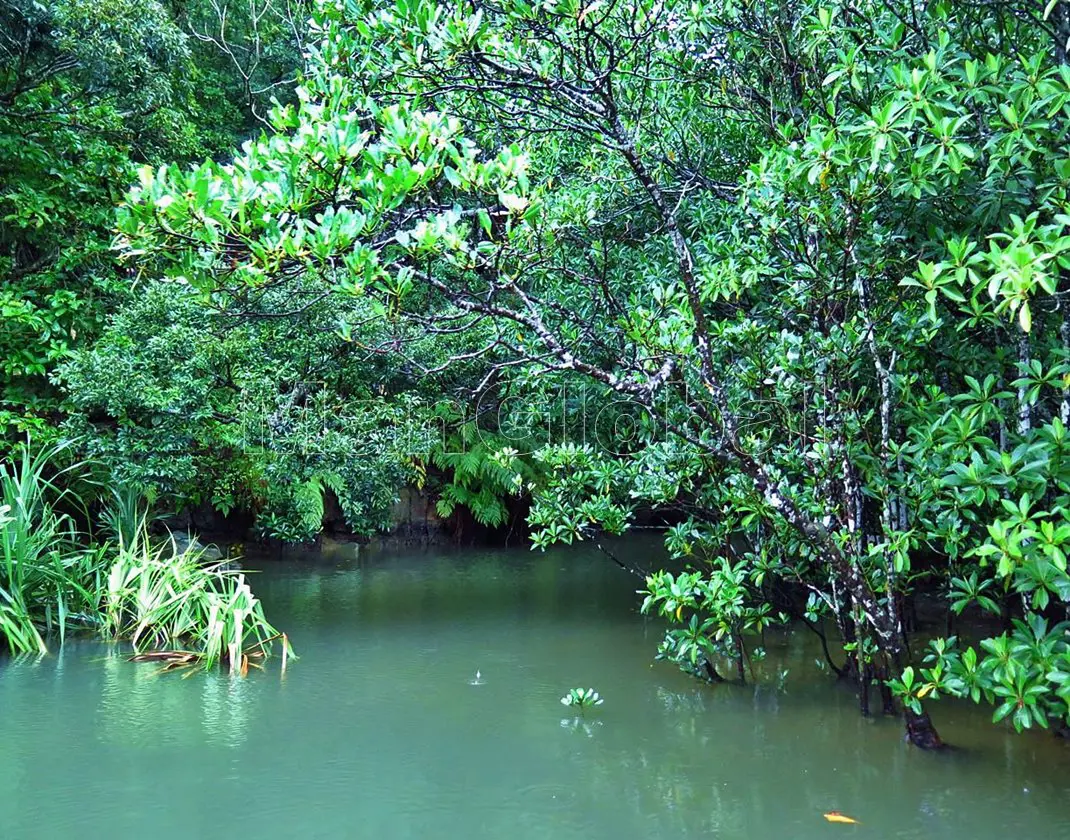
[101,529,292,673]
[1,441,291,672]
[0,443,103,654]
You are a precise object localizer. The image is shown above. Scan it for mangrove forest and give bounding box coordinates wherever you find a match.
[3,0,1070,836]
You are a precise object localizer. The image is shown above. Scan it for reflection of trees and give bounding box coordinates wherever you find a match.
[249,541,651,629]
[551,659,1065,840]
[562,743,744,834]
[543,643,932,839]
[554,687,749,836]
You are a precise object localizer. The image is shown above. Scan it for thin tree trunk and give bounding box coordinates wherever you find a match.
[1017,330,1032,436]
[1055,1,1070,65]
[1059,291,1070,426]
[879,666,896,715]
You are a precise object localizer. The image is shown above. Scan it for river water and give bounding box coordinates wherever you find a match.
[2,541,1069,839]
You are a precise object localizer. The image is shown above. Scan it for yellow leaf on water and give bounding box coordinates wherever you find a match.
[675,605,683,621]
[823,812,859,825]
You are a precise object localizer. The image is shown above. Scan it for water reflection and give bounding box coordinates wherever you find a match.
[95,648,260,750]
[0,644,259,753]
[560,716,604,738]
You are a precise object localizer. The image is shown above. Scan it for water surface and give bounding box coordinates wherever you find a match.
[2,542,1068,839]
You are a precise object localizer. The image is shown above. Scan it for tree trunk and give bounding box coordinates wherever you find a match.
[703,659,725,683]
[1017,330,1032,436]
[1054,1,1069,65]
[905,708,944,750]
[878,667,896,715]
[837,607,860,682]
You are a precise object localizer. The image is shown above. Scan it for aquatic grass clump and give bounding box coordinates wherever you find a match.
[1,441,291,674]
[0,444,105,655]
[101,530,292,674]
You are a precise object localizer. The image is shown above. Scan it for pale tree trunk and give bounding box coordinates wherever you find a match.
[1059,295,1070,426]
[1018,330,1031,436]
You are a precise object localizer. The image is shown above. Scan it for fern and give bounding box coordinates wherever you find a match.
[430,425,537,528]
[296,477,327,532]
[319,471,347,500]
[258,470,352,542]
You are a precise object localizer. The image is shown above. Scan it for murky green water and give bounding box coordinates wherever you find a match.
[2,541,1069,839]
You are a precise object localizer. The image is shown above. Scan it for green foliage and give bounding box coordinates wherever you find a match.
[115,104,531,301]
[0,441,288,670]
[560,687,603,711]
[1,0,302,446]
[431,422,534,528]
[642,562,783,683]
[102,484,159,549]
[58,281,432,540]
